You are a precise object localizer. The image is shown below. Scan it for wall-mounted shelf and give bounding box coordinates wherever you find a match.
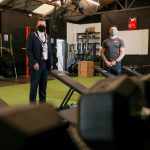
[76,32,101,61]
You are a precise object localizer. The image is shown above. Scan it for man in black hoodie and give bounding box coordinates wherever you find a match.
[26,19,53,104]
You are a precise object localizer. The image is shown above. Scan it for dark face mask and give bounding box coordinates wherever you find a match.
[38,25,46,32]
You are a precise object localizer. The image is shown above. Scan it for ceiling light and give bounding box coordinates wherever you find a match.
[86,0,100,6]
[28,13,32,17]
[32,4,54,16]
[0,0,5,4]
[56,1,61,6]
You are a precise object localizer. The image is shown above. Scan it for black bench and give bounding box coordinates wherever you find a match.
[122,66,142,77]
[50,70,87,109]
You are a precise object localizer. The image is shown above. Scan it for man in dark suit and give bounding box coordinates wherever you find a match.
[26,19,53,104]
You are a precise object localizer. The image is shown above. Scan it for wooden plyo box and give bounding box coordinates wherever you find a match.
[78,61,94,77]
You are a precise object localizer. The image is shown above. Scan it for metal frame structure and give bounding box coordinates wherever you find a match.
[0,0,149,21]
[50,70,87,109]
[116,0,136,9]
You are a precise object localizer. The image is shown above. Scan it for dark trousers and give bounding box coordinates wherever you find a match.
[104,61,122,76]
[29,62,48,104]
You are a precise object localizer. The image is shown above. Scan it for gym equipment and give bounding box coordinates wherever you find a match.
[72,63,78,74]
[67,64,73,73]
[50,70,87,109]
[140,64,150,74]
[94,66,116,78]
[0,104,77,150]
[52,46,58,69]
[0,33,17,78]
[122,66,142,77]
[79,76,149,150]
[9,34,17,79]
[0,49,14,78]
[137,74,150,107]
[67,54,84,74]
[58,107,78,125]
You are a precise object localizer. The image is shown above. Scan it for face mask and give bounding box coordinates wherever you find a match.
[38,25,46,32]
[110,30,118,36]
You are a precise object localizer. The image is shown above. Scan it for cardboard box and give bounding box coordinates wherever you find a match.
[85,27,95,33]
[78,61,94,77]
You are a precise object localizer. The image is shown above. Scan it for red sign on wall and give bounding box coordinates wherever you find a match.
[128,17,137,30]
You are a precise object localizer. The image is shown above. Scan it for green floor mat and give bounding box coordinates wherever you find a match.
[0,76,103,108]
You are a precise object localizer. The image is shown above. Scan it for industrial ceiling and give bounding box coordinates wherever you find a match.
[0,0,149,22]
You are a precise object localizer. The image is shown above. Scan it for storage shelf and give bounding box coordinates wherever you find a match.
[76,32,101,62]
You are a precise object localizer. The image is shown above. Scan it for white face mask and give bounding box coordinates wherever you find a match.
[109,27,118,36]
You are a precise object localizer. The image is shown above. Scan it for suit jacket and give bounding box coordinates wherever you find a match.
[26,31,53,69]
